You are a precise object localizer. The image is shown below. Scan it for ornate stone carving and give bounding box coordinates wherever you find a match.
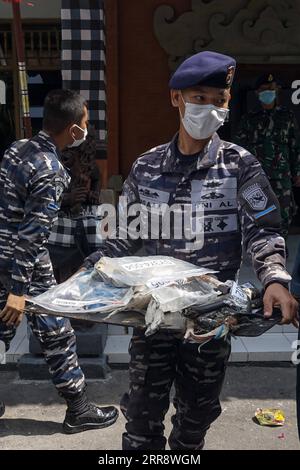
[153,0,300,70]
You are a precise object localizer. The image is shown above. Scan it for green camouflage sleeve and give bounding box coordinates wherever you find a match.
[234,114,253,153]
[288,115,300,178]
[237,152,291,288]
[83,162,143,269]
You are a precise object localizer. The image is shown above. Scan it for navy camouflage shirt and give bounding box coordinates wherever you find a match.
[0,131,70,295]
[85,133,291,288]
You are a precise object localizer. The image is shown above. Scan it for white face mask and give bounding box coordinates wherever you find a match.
[68,124,88,148]
[180,94,229,140]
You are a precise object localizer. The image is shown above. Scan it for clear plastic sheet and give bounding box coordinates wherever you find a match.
[28,269,134,314]
[28,257,219,321]
[151,278,219,313]
[27,256,275,339]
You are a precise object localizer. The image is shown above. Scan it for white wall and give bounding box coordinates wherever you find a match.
[0,0,61,19]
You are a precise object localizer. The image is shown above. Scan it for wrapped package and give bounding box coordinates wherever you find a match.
[27,256,281,339]
[151,278,219,313]
[95,256,216,287]
[29,269,134,314]
[27,256,222,335]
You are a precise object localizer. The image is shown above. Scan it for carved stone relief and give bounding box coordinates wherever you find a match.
[153,0,300,70]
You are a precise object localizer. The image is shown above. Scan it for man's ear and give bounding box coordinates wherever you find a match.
[170,89,181,108]
[68,123,76,140]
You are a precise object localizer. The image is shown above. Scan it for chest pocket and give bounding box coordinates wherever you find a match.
[253,116,289,146]
[191,177,238,235]
[138,185,170,206]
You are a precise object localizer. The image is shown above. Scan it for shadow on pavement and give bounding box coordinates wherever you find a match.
[0,418,62,437]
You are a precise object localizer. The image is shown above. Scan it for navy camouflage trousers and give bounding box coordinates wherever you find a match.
[0,263,85,398]
[121,328,231,450]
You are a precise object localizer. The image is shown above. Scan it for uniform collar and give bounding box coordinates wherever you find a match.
[37,131,67,168]
[161,132,222,174]
[37,130,58,152]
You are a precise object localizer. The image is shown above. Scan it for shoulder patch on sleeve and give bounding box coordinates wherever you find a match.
[238,174,281,229]
[54,176,66,202]
[242,183,268,211]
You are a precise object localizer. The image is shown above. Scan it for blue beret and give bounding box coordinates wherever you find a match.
[169,51,236,90]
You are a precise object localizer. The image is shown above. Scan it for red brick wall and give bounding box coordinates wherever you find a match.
[115,0,191,178]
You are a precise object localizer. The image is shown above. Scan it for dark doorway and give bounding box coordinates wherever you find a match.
[224,63,300,231]
[27,70,62,136]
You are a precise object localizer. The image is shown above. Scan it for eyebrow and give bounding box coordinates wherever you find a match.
[192,88,227,96]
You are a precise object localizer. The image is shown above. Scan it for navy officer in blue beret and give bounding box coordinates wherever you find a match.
[83,51,298,450]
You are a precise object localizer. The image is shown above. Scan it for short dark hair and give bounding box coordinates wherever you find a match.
[43,89,87,134]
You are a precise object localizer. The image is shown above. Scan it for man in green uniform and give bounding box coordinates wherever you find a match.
[235,73,300,240]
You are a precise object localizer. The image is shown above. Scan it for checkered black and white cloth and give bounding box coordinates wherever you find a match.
[61,0,106,144]
[48,207,105,250]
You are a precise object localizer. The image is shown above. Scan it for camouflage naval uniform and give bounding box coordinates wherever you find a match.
[0,131,85,397]
[84,132,291,450]
[235,106,300,239]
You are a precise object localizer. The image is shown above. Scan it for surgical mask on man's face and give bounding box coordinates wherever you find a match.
[68,124,88,148]
[258,90,276,105]
[180,94,229,140]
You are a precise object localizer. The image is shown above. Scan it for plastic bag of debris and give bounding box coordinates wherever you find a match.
[27,256,220,318]
[28,256,262,338]
[183,282,282,341]
[95,256,216,288]
[27,269,134,314]
[151,277,220,313]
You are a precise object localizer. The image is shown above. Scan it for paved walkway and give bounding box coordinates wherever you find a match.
[0,366,299,450]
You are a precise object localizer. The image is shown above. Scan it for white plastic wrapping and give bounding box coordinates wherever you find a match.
[151,278,218,313]
[95,256,216,287]
[27,256,272,339]
[28,256,220,335]
[28,269,134,314]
